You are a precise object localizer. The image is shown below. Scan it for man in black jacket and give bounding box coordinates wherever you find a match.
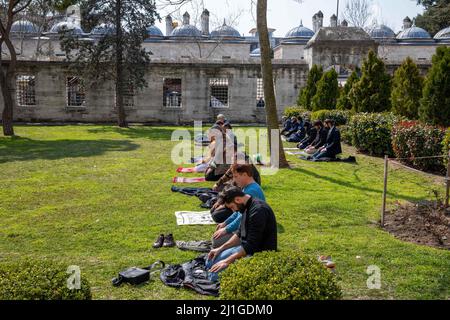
[304,120,328,154]
[312,119,342,160]
[206,187,277,281]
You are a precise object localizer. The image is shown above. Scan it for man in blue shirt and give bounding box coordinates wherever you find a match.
[212,164,265,248]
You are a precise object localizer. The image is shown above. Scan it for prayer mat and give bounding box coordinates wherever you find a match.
[173,177,207,183]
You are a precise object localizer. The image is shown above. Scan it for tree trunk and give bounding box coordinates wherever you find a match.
[256,0,289,168]
[0,40,16,136]
[115,0,127,128]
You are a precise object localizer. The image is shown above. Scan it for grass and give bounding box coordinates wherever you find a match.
[0,125,449,300]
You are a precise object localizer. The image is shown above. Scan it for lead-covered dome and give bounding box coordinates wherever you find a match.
[90,23,115,36]
[434,26,450,41]
[147,25,164,38]
[211,21,242,39]
[285,22,315,39]
[11,20,39,34]
[370,25,396,39]
[397,26,431,40]
[49,21,85,35]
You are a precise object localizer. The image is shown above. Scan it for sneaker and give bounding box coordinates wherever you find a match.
[163,234,176,248]
[152,234,165,249]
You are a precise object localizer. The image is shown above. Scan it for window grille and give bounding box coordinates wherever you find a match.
[67,76,86,107]
[163,78,182,108]
[210,78,229,108]
[16,75,36,106]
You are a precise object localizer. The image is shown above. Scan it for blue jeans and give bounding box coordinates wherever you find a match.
[206,246,243,282]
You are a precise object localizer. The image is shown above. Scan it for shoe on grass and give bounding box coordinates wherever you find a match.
[163,234,176,247]
[153,234,165,249]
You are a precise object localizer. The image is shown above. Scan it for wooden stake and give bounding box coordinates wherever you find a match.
[446,151,450,208]
[381,155,389,227]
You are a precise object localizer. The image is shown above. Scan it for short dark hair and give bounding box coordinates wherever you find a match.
[219,186,246,204]
[324,119,335,126]
[231,163,254,177]
[314,120,323,127]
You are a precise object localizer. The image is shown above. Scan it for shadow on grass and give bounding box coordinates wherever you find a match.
[87,126,195,141]
[291,167,425,202]
[0,137,139,163]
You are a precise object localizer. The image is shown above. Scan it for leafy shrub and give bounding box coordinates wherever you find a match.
[444,128,450,168]
[220,251,342,300]
[283,106,312,121]
[348,113,399,156]
[298,64,323,110]
[337,69,360,110]
[0,260,92,300]
[311,69,339,111]
[340,125,353,145]
[392,121,446,173]
[311,109,353,126]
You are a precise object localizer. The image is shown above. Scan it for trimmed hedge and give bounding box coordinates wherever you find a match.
[283,106,312,121]
[0,260,92,300]
[340,125,353,146]
[311,110,353,126]
[220,251,342,300]
[392,121,446,173]
[348,113,399,156]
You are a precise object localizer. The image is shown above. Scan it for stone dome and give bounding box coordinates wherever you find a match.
[49,21,85,35]
[397,26,431,40]
[285,22,315,39]
[91,23,115,36]
[170,24,202,38]
[211,21,241,39]
[434,26,450,41]
[11,20,39,34]
[147,25,164,38]
[370,25,396,39]
[250,47,260,57]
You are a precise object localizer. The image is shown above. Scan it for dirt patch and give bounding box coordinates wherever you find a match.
[384,201,450,250]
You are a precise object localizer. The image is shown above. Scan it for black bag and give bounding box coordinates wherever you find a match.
[112,261,165,287]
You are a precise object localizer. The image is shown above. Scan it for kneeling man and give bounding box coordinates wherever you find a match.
[206,187,277,281]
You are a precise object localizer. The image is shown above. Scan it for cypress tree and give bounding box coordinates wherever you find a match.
[336,68,360,110]
[391,57,423,119]
[420,46,450,127]
[298,64,323,110]
[311,69,339,111]
[349,50,392,113]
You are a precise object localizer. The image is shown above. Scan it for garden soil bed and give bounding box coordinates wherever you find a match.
[384,201,450,250]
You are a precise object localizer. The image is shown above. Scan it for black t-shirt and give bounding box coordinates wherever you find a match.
[238,197,277,255]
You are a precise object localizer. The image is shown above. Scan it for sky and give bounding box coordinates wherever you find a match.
[155,0,424,37]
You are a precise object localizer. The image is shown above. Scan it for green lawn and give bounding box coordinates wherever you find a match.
[0,125,449,300]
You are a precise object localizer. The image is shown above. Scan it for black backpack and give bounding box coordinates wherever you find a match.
[112,261,165,287]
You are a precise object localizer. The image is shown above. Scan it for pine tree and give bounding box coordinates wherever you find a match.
[336,68,360,110]
[298,65,323,110]
[349,50,392,113]
[420,46,450,127]
[311,69,339,111]
[391,57,423,119]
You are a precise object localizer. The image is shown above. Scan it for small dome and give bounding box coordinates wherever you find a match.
[147,25,164,38]
[434,26,450,40]
[285,22,315,39]
[211,21,241,39]
[49,21,85,35]
[11,20,39,34]
[250,47,260,57]
[370,25,396,39]
[170,24,202,38]
[91,23,115,36]
[397,26,431,40]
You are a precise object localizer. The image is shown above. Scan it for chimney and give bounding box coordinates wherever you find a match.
[330,14,338,27]
[201,9,210,36]
[165,15,173,36]
[183,12,190,25]
[341,19,348,27]
[313,14,318,32]
[317,11,324,29]
[403,16,412,30]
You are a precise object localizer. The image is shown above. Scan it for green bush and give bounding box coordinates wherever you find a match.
[220,251,342,300]
[444,128,450,168]
[298,64,323,110]
[340,125,353,145]
[349,113,399,156]
[311,69,339,111]
[392,121,446,173]
[311,109,353,126]
[283,106,312,121]
[0,260,92,300]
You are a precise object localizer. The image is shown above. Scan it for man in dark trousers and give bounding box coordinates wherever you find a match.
[312,119,342,160]
[206,187,277,281]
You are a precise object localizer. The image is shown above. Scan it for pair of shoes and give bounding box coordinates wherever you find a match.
[153,234,176,248]
[318,255,336,272]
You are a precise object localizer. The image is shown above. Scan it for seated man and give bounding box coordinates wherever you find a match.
[212,164,266,248]
[282,116,302,137]
[304,120,328,154]
[312,119,342,160]
[280,116,292,135]
[206,187,277,282]
[298,122,317,150]
[287,121,310,143]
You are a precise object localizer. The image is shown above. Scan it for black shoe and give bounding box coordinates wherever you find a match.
[163,234,176,248]
[153,234,165,249]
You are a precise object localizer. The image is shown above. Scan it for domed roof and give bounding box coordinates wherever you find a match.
[397,25,431,40]
[434,26,450,40]
[147,25,164,38]
[211,21,241,39]
[49,21,85,35]
[91,23,115,36]
[370,25,396,39]
[250,47,260,57]
[285,22,315,39]
[11,20,39,34]
[170,24,202,38]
